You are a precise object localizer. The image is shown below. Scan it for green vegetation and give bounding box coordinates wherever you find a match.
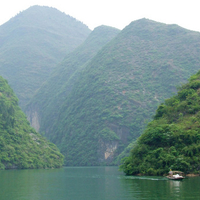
[43,19,200,166]
[120,70,200,175]
[0,76,64,169]
[25,25,120,142]
[24,18,200,166]
[0,5,91,109]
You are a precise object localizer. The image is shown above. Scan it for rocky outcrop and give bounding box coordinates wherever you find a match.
[26,108,40,131]
[98,139,118,163]
[97,124,131,164]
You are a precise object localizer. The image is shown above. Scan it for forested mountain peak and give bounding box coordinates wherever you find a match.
[1,5,89,34]
[119,17,197,45]
[0,5,91,109]
[0,76,63,169]
[91,25,120,34]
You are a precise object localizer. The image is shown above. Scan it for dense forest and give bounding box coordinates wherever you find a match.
[32,18,200,166]
[0,76,63,169]
[26,25,120,132]
[2,6,200,168]
[0,5,91,109]
[120,70,200,175]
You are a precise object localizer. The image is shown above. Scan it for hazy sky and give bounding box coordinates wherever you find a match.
[0,0,200,32]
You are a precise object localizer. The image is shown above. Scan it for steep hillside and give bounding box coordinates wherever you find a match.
[0,76,63,169]
[45,18,200,166]
[0,5,91,109]
[120,70,200,175]
[25,25,120,132]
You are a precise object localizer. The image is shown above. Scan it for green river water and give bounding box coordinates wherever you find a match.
[0,166,199,200]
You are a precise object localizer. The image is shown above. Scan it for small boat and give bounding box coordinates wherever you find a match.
[166,170,185,180]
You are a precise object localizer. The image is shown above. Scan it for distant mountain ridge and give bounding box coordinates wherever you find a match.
[0,5,91,109]
[39,18,200,166]
[25,25,120,133]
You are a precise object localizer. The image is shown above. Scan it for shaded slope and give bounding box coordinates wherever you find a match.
[0,5,91,109]
[120,70,200,175]
[48,18,200,166]
[0,76,63,169]
[25,25,120,132]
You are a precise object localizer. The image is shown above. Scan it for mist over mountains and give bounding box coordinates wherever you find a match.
[0,5,91,109]
[27,17,200,165]
[50,19,200,165]
[1,5,200,167]
[25,25,120,132]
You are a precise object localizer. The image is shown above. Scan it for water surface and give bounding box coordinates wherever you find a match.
[0,166,199,200]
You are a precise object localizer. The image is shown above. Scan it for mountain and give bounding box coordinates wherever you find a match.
[47,18,200,166]
[120,70,200,175]
[0,5,91,109]
[27,18,200,166]
[0,76,63,169]
[25,25,120,133]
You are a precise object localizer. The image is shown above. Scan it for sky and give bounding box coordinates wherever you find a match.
[0,0,200,32]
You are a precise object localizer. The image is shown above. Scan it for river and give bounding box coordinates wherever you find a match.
[0,166,199,200]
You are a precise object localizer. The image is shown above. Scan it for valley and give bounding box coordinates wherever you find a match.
[1,6,200,173]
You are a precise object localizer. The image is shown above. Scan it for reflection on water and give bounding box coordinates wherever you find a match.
[169,180,182,199]
[0,167,200,200]
[120,175,200,200]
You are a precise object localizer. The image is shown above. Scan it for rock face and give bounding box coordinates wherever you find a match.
[97,124,131,163]
[98,139,118,162]
[27,109,40,132]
